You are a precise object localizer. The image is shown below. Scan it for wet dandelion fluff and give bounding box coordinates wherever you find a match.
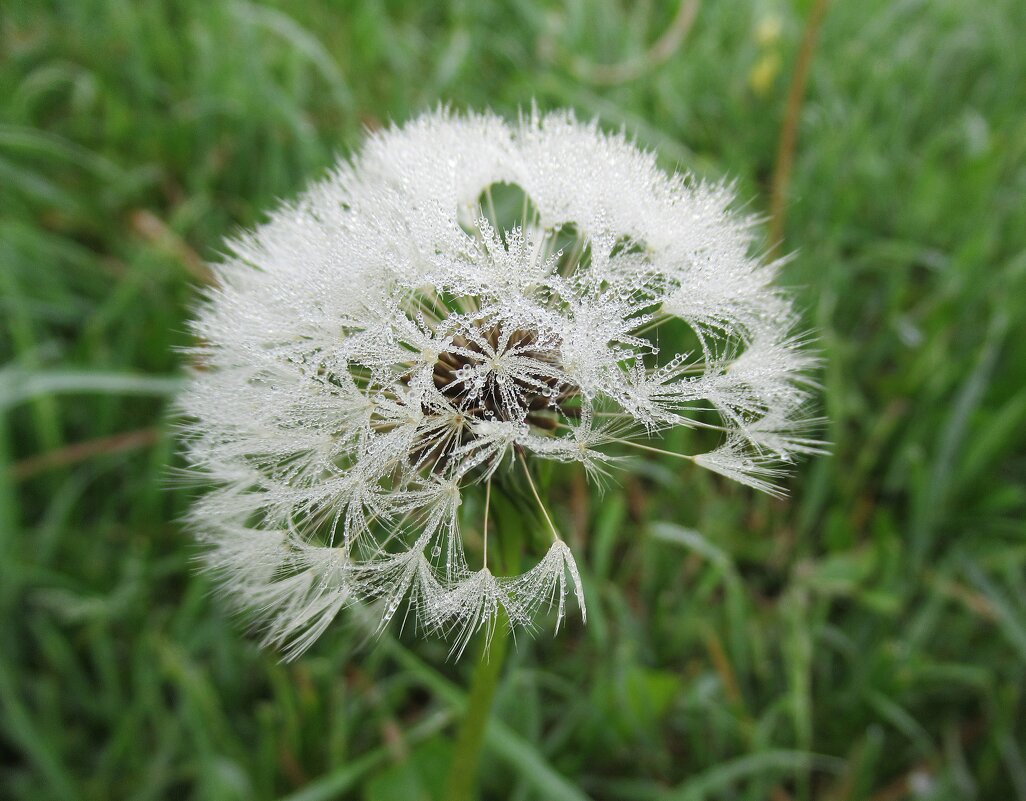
[179,108,821,658]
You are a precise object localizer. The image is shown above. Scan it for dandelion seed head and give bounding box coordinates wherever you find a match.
[180,107,820,657]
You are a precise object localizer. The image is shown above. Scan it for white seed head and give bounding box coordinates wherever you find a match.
[179,107,821,658]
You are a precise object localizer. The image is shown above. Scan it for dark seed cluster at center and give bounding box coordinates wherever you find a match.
[411,325,580,474]
[432,326,577,429]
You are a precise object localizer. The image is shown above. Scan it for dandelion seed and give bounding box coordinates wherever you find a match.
[179,106,820,658]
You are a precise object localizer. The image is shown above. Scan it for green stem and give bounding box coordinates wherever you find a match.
[444,612,510,801]
[444,481,524,801]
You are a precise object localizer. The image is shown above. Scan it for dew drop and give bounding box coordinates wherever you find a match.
[431,545,442,557]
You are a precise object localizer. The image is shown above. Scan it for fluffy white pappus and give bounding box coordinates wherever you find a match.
[179,106,821,659]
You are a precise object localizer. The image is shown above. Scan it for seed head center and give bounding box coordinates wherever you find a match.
[432,325,568,426]
[409,322,579,475]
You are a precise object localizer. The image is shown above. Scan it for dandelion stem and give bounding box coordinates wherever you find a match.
[445,483,523,801]
[445,609,510,801]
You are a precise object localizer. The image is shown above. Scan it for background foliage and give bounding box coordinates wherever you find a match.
[2,0,1025,799]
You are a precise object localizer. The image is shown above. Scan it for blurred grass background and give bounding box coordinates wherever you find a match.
[2,0,1025,799]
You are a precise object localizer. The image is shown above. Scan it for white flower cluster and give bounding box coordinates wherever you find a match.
[180,108,819,658]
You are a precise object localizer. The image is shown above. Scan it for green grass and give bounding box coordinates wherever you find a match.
[2,0,1025,799]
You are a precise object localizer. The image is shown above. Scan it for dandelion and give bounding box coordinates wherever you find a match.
[179,107,820,660]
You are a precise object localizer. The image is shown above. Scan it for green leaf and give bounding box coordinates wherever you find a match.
[665,750,845,801]
[364,737,451,801]
[0,369,183,410]
[277,712,451,801]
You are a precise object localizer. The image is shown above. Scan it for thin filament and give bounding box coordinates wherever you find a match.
[482,477,492,570]
[518,450,562,542]
[609,436,697,462]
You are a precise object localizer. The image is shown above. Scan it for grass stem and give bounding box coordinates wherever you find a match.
[768,0,829,257]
